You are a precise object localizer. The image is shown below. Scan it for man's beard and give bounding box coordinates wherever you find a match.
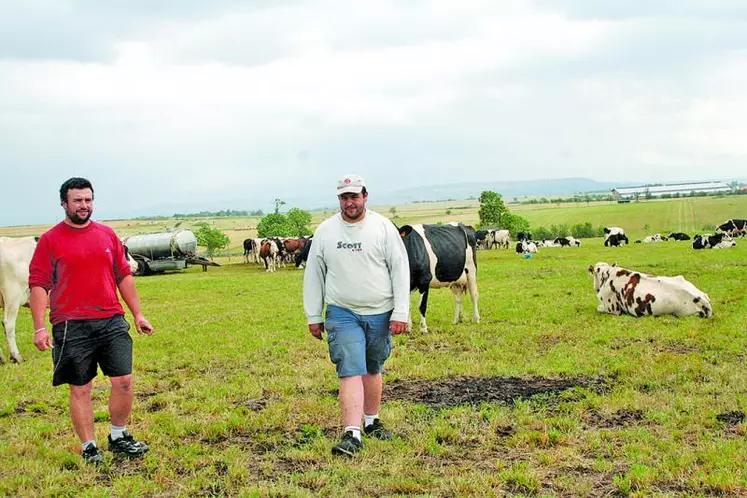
[68,210,91,225]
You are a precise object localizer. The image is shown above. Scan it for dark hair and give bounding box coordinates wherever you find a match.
[60,177,94,203]
[361,187,368,195]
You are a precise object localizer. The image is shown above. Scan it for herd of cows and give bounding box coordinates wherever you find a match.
[0,218,744,364]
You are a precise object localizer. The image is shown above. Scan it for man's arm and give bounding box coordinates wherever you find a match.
[385,224,411,329]
[117,275,154,335]
[30,286,52,351]
[303,233,326,339]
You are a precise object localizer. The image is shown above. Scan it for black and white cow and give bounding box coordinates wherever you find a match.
[474,230,490,250]
[516,231,532,242]
[642,234,668,243]
[399,223,479,333]
[489,229,511,249]
[604,227,625,244]
[692,233,736,249]
[605,233,629,247]
[515,241,538,253]
[716,219,747,237]
[242,238,257,263]
[668,232,691,241]
[554,236,581,247]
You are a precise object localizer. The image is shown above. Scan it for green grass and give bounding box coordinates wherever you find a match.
[1,230,746,496]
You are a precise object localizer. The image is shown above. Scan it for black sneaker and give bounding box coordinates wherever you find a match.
[82,444,104,465]
[331,431,363,456]
[364,419,393,440]
[108,431,150,458]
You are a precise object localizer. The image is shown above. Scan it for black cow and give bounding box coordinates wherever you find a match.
[475,230,489,250]
[517,231,532,241]
[605,233,629,247]
[692,233,736,249]
[716,219,747,237]
[668,232,691,241]
[399,223,479,333]
[295,237,313,268]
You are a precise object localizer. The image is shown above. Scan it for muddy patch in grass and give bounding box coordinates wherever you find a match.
[384,375,604,409]
[238,397,271,412]
[584,409,645,428]
[716,411,745,425]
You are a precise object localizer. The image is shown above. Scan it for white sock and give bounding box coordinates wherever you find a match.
[364,414,379,428]
[110,425,127,440]
[344,426,362,441]
[82,440,96,451]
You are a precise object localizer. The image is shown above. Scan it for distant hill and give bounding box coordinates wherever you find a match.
[374,178,635,204]
[120,177,633,218]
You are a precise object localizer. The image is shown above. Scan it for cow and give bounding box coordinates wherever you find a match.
[588,262,712,318]
[516,241,538,253]
[0,237,37,363]
[516,231,532,242]
[259,239,279,272]
[605,233,629,247]
[123,245,138,274]
[474,230,490,250]
[295,237,313,268]
[399,223,479,333]
[283,237,308,262]
[243,238,256,263]
[716,219,747,237]
[489,229,511,249]
[642,234,668,243]
[554,236,581,247]
[603,226,625,245]
[668,232,691,241]
[692,233,736,249]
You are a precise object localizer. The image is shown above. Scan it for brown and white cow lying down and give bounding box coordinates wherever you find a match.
[588,262,712,318]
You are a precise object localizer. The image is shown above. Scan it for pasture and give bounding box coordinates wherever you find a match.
[1,234,746,496]
[3,195,746,259]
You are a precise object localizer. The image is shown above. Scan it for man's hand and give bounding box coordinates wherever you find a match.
[390,321,408,335]
[33,328,52,351]
[134,315,154,335]
[308,323,324,340]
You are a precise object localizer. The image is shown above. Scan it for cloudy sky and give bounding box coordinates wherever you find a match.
[2,0,746,225]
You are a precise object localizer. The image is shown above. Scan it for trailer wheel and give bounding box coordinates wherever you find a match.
[134,259,148,276]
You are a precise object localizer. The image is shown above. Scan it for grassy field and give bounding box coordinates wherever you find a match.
[1,218,746,495]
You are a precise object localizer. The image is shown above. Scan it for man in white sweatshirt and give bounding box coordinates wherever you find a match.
[303,173,410,456]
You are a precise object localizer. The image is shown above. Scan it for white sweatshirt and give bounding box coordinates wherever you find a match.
[303,210,410,324]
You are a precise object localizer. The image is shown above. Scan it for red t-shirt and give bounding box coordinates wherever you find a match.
[28,221,132,325]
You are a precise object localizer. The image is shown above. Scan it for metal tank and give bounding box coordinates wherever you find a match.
[122,229,198,260]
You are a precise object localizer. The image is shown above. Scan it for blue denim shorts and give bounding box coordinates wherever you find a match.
[325,305,393,378]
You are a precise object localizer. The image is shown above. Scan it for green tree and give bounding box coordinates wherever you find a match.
[500,212,530,235]
[389,206,397,218]
[257,213,294,237]
[478,190,507,228]
[286,207,313,236]
[194,222,230,259]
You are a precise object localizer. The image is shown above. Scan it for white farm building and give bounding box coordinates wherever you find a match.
[612,181,731,201]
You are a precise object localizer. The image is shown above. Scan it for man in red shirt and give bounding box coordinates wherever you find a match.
[29,177,155,465]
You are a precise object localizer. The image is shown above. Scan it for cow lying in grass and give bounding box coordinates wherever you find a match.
[588,262,712,318]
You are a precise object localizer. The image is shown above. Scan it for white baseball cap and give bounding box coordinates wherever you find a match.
[337,174,366,195]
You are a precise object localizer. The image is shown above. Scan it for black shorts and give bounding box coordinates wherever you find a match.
[51,315,133,386]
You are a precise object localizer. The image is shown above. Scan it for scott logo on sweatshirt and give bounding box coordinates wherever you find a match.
[337,241,363,252]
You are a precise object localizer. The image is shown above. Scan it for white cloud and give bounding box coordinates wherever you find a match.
[0,0,745,225]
